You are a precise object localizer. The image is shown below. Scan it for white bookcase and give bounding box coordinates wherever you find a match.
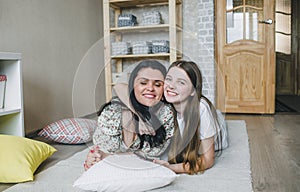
[0,52,24,136]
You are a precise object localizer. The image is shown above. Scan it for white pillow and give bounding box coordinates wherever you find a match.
[73,154,177,192]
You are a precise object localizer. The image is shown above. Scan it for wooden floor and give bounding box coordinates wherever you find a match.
[1,114,299,192]
[226,113,300,192]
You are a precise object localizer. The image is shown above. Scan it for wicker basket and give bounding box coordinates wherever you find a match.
[152,40,169,53]
[111,42,132,56]
[132,41,152,54]
[117,14,137,27]
[141,11,163,25]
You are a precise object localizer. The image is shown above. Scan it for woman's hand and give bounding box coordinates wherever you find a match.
[84,145,109,171]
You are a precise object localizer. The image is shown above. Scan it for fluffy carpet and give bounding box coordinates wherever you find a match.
[4,120,252,192]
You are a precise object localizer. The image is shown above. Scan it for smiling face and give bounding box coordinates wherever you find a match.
[164,66,195,105]
[133,67,164,107]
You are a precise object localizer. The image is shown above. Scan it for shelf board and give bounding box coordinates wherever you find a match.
[112,53,170,59]
[109,0,182,8]
[111,24,182,33]
[0,108,22,116]
[111,24,170,33]
[0,52,22,60]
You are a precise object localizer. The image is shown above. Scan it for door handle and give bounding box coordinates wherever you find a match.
[259,18,273,25]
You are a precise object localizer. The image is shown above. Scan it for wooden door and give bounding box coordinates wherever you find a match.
[216,0,275,114]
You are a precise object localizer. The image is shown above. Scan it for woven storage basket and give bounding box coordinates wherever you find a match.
[152,40,169,53]
[141,11,163,25]
[111,42,132,56]
[118,14,137,27]
[132,41,152,54]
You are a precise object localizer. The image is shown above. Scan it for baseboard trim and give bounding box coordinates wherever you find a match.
[25,112,98,138]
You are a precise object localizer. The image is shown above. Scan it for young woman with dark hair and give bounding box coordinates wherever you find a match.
[84,60,175,170]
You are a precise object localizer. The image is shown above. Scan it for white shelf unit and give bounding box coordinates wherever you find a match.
[0,52,24,136]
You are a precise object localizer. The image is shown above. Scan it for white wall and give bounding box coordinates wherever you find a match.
[183,0,216,104]
[0,0,105,134]
[0,0,218,134]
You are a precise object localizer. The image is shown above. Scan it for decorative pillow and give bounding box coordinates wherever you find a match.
[38,118,97,144]
[0,134,56,183]
[73,154,177,192]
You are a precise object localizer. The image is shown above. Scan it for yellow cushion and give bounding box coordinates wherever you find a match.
[0,134,57,183]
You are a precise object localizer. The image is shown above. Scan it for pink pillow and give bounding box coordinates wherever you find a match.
[38,118,97,144]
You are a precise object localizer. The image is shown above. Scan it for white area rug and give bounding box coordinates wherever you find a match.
[4,120,252,192]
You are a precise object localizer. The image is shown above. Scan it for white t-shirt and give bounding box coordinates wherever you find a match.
[160,99,228,160]
[178,99,216,140]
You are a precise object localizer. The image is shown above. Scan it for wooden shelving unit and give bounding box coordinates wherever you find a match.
[103,0,182,101]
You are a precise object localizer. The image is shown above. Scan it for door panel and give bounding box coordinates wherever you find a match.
[216,0,275,114]
[275,0,298,95]
[276,54,294,95]
[225,43,265,112]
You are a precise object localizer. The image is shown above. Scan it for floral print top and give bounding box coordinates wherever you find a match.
[93,102,175,159]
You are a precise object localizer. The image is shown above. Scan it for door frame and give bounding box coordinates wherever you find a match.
[292,0,300,95]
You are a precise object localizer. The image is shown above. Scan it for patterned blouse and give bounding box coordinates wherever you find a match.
[93,102,175,159]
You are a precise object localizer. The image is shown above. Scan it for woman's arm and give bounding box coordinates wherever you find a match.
[84,104,122,170]
[93,103,122,153]
[198,136,215,170]
[153,160,187,174]
[154,137,215,174]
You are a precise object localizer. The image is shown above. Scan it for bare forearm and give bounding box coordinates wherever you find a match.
[198,137,215,171]
[168,155,214,174]
[154,138,215,174]
[168,163,188,173]
[198,153,214,171]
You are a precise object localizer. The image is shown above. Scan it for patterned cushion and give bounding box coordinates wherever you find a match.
[38,118,97,144]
